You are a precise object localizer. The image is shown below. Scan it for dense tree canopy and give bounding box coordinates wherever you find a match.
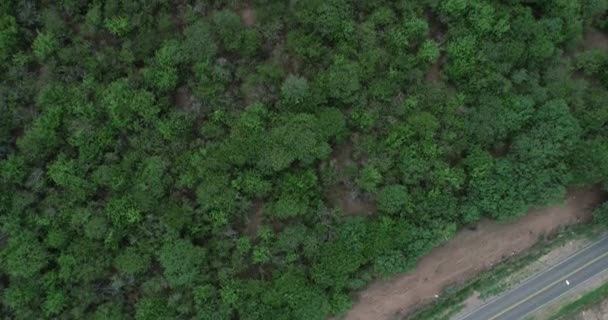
[1,1,608,319]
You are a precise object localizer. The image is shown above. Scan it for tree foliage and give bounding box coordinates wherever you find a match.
[0,1,606,319]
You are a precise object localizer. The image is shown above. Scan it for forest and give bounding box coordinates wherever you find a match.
[1,0,608,319]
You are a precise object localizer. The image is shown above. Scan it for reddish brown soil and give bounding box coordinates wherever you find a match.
[241,8,256,27]
[425,61,441,82]
[174,85,193,109]
[327,185,377,216]
[324,138,377,216]
[244,200,265,236]
[331,139,356,170]
[425,7,446,43]
[583,28,608,50]
[423,4,448,84]
[344,187,606,320]
[575,297,608,320]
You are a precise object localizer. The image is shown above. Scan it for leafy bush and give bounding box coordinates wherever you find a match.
[1,2,607,319]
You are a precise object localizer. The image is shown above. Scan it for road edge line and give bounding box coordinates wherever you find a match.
[454,233,608,320]
[486,250,608,320]
[518,267,608,320]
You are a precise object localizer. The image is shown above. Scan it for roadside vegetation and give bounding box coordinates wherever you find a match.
[1,1,608,319]
[408,223,604,320]
[546,278,608,320]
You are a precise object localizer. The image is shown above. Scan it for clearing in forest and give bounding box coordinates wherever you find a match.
[344,187,605,320]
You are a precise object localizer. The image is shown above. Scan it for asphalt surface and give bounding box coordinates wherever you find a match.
[454,234,608,320]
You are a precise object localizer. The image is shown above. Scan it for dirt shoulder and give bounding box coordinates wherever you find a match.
[569,296,608,320]
[344,187,605,320]
[453,236,593,319]
[534,269,608,320]
[576,299,608,320]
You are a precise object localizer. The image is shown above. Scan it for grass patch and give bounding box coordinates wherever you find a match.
[546,280,608,320]
[407,223,603,320]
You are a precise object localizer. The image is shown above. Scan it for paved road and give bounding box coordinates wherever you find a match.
[454,234,608,320]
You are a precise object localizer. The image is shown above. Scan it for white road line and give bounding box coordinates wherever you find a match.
[454,234,608,320]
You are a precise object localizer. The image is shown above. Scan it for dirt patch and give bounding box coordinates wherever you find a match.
[173,85,207,120]
[424,8,446,83]
[240,8,256,27]
[583,28,608,51]
[36,65,51,89]
[575,297,608,320]
[425,7,447,43]
[330,139,356,171]
[425,60,441,82]
[324,138,377,216]
[327,185,377,216]
[457,292,485,318]
[455,237,592,318]
[344,186,605,320]
[174,85,191,108]
[244,200,264,236]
